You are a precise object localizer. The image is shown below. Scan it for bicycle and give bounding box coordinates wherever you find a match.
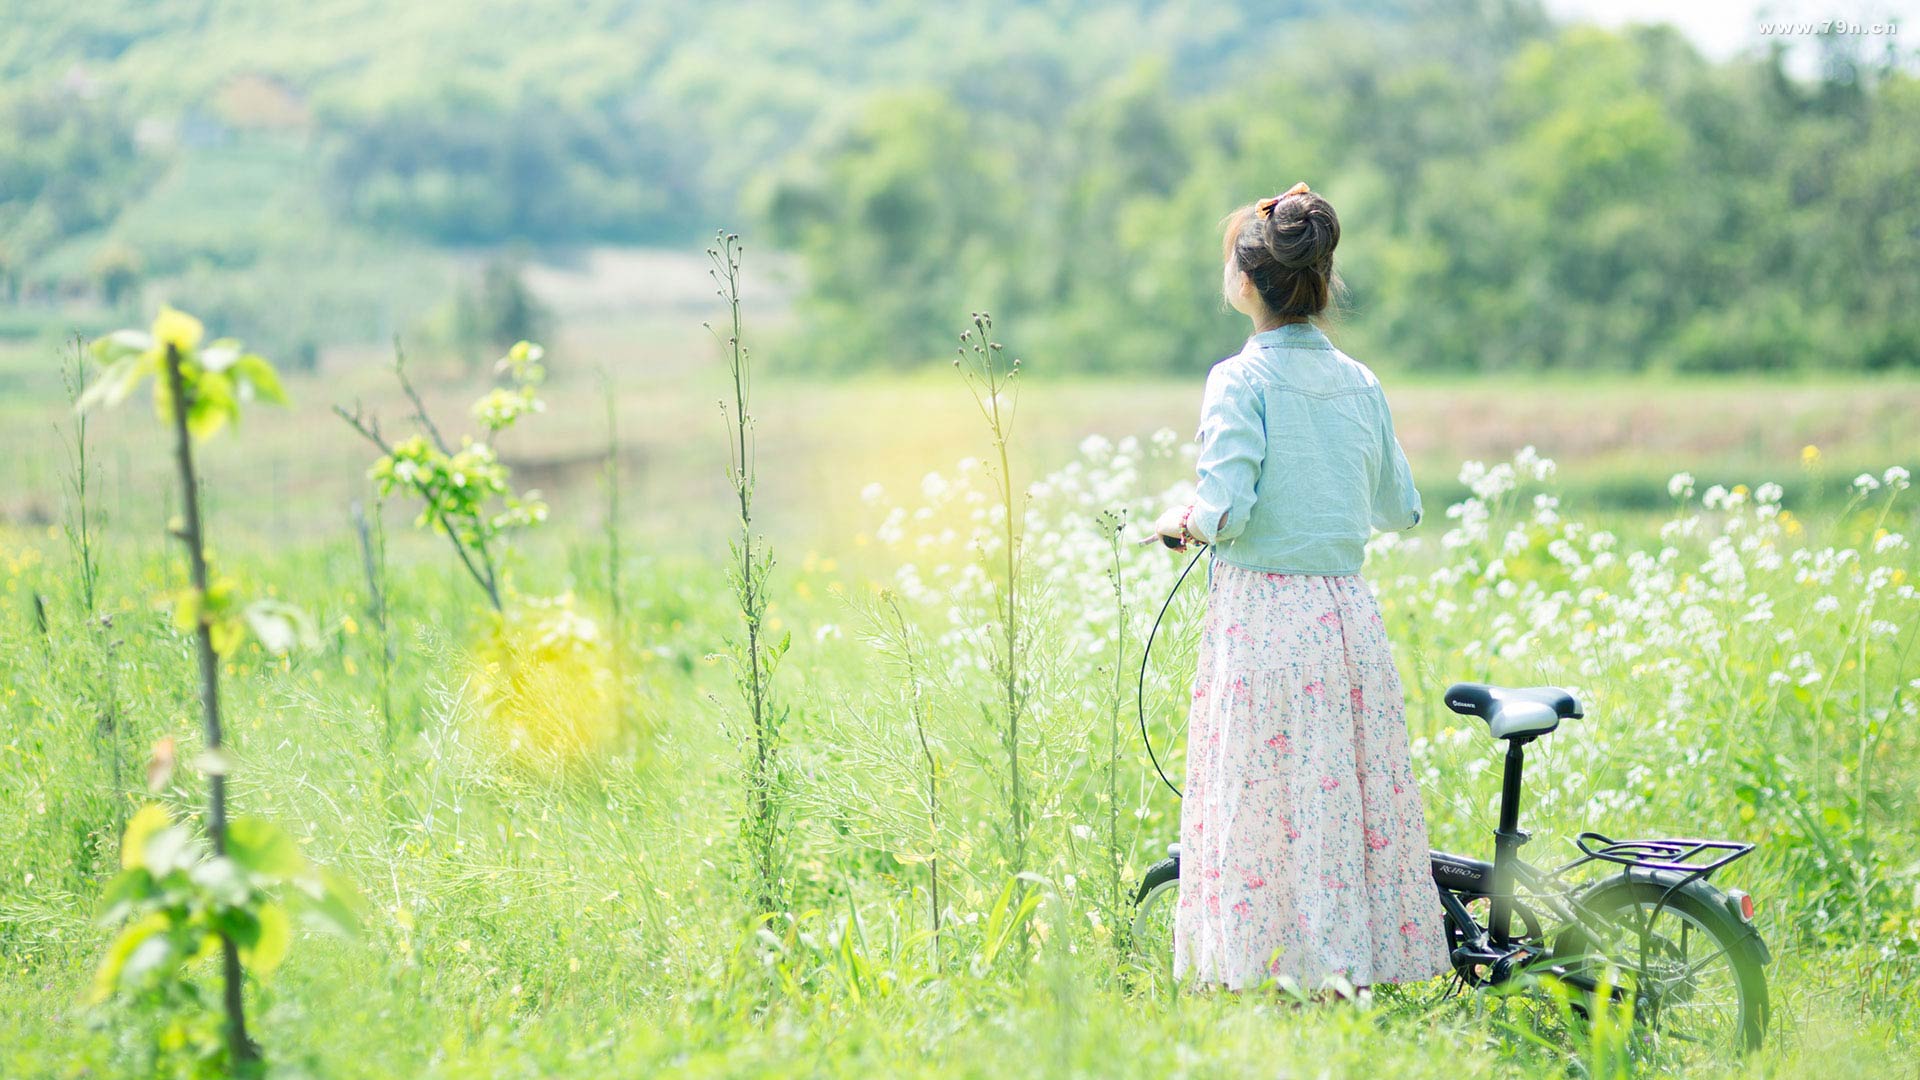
[1128,678,1772,1051]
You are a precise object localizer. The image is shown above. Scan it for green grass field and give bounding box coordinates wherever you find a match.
[1,318,1917,1078]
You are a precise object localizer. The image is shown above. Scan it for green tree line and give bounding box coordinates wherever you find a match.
[1,0,1913,372]
[763,19,1920,372]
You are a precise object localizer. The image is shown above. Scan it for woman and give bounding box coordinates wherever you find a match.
[1151,182,1447,993]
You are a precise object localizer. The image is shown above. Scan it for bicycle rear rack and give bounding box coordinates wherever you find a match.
[1566,831,1754,877]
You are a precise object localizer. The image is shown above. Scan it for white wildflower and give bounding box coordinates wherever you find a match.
[1515,446,1556,482]
[1668,472,1695,500]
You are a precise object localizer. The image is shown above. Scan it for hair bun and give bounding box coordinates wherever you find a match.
[1263,190,1340,271]
[1226,184,1343,319]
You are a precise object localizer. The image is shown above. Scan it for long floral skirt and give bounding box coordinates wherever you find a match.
[1173,560,1449,990]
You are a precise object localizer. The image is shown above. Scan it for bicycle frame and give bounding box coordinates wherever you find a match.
[1431,732,1758,989]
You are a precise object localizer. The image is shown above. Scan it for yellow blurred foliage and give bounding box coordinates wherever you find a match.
[473,592,633,767]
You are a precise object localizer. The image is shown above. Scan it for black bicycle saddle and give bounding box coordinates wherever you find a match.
[1444,682,1583,740]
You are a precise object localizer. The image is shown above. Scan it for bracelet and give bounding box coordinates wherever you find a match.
[1178,505,1196,546]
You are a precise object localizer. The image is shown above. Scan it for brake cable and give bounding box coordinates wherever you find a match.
[1136,544,1205,799]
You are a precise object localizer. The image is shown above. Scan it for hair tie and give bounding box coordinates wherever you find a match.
[1256,182,1313,219]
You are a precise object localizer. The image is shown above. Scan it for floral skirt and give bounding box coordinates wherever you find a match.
[1173,560,1449,990]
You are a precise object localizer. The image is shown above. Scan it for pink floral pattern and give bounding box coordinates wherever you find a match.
[1174,562,1448,990]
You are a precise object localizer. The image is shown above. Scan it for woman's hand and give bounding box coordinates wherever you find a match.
[1144,503,1197,549]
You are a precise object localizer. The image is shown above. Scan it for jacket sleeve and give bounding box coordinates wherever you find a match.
[1187,363,1265,545]
[1371,394,1422,532]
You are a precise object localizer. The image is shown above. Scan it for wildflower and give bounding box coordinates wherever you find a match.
[1469,462,1518,500]
[1854,473,1881,492]
[1668,472,1695,500]
[860,482,885,504]
[1801,445,1821,465]
[1886,465,1912,490]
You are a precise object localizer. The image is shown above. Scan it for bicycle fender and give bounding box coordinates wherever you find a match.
[1133,855,1180,908]
[1578,869,1772,965]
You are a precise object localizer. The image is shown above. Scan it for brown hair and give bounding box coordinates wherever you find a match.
[1222,181,1342,320]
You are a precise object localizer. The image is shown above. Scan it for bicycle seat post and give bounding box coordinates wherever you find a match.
[1489,736,1533,944]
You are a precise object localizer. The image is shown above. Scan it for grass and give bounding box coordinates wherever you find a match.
[0,338,1915,1076]
[0,336,1913,544]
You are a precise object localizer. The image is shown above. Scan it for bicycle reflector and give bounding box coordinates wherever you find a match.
[1726,889,1756,922]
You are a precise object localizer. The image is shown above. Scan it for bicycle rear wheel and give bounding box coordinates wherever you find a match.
[1558,875,1769,1054]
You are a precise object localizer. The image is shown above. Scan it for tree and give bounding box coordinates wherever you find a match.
[80,307,351,1073]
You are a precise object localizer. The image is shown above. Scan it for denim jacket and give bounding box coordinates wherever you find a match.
[1186,322,1421,575]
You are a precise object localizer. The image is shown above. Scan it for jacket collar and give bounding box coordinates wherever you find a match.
[1248,322,1331,349]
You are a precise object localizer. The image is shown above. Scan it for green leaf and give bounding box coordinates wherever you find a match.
[168,586,202,632]
[83,346,164,412]
[245,902,291,976]
[119,931,176,988]
[199,338,243,373]
[120,805,171,870]
[89,328,151,366]
[209,615,246,657]
[189,855,249,907]
[142,822,196,877]
[227,817,305,878]
[231,353,288,405]
[185,372,237,440]
[150,305,204,354]
[91,910,170,1002]
[97,868,157,925]
[75,359,132,413]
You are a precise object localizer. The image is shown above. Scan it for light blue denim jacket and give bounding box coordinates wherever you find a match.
[1186,322,1421,574]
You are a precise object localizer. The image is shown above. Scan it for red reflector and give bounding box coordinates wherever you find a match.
[1738,893,1755,920]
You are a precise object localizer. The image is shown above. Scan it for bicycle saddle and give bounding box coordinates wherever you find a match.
[1444,682,1583,740]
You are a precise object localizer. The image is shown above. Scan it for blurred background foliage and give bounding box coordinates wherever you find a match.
[1,0,1913,373]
